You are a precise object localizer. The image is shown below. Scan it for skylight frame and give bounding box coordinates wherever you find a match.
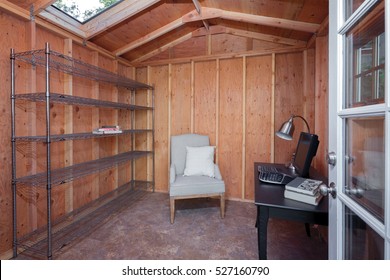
[52,0,124,24]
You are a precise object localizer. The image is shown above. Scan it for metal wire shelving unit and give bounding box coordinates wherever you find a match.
[11,43,155,259]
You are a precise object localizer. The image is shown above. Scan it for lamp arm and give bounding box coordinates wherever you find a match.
[292,115,310,134]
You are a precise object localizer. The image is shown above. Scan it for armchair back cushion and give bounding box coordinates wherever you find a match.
[171,134,209,175]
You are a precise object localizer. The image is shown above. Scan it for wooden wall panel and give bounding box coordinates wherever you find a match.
[245,55,273,200]
[135,67,149,181]
[171,63,192,136]
[314,36,329,177]
[194,60,217,145]
[212,34,250,55]
[274,52,305,165]
[219,58,243,198]
[117,63,133,188]
[71,45,97,209]
[97,55,118,196]
[149,65,169,192]
[0,11,27,255]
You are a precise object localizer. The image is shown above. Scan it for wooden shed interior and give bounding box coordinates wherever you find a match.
[0,0,329,259]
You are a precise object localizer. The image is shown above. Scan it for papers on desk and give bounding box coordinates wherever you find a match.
[284,177,323,206]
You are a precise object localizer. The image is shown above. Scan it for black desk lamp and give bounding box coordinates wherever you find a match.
[276,114,311,170]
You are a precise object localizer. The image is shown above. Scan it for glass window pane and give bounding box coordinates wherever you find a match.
[345,0,366,19]
[345,117,385,222]
[359,41,373,73]
[345,2,384,108]
[53,0,123,23]
[344,207,384,259]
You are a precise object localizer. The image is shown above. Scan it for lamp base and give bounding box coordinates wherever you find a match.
[285,153,297,174]
[286,161,296,171]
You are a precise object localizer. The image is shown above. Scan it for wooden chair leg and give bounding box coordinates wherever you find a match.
[170,197,175,224]
[220,193,225,219]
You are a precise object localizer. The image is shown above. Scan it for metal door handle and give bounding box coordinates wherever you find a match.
[345,187,364,198]
[319,182,336,198]
[326,151,336,166]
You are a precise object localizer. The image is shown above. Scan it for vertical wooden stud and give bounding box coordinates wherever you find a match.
[168,64,172,177]
[241,56,247,200]
[215,59,220,163]
[271,53,276,163]
[91,51,100,200]
[191,61,195,133]
[63,38,73,213]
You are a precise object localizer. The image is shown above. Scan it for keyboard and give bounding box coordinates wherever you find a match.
[258,165,295,185]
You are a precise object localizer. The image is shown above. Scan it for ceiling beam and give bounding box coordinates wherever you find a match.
[82,0,161,39]
[131,32,193,64]
[183,7,320,33]
[307,16,329,48]
[115,17,184,56]
[32,0,57,15]
[134,45,307,67]
[192,0,209,31]
[225,28,307,46]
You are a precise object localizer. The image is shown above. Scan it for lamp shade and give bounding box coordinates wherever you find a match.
[275,117,294,140]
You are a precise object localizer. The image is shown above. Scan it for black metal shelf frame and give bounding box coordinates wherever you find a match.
[11,43,155,260]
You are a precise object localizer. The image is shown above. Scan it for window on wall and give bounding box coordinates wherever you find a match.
[345,3,385,108]
[52,0,123,23]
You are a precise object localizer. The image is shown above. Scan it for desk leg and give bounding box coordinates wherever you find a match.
[305,223,311,237]
[257,205,269,260]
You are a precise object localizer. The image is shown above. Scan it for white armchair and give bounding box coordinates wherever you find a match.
[169,134,225,223]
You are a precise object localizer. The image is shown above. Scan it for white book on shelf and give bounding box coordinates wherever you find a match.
[285,176,322,196]
[92,129,123,134]
[284,189,323,206]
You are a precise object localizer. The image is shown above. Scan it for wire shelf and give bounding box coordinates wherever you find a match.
[15,151,152,188]
[15,183,153,259]
[14,92,152,110]
[15,129,153,142]
[13,49,153,90]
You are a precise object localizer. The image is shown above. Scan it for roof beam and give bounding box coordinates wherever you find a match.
[225,27,307,46]
[192,0,209,31]
[183,7,320,33]
[114,17,184,56]
[31,0,56,15]
[131,32,193,64]
[82,0,161,39]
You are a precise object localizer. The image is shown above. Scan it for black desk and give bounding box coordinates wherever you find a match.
[254,162,328,259]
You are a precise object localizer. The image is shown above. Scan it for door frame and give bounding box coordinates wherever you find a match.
[328,0,390,260]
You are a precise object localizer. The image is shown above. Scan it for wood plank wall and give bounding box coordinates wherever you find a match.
[140,44,328,199]
[0,10,328,258]
[0,13,140,258]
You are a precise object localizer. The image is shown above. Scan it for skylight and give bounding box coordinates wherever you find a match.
[53,0,123,23]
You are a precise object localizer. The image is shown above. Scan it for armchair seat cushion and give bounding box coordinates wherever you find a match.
[170,175,225,197]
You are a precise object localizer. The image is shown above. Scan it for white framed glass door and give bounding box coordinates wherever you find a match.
[328,0,389,259]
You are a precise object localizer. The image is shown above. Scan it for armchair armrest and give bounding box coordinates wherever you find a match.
[170,163,176,184]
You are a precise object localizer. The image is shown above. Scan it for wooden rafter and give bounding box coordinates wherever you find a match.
[31,0,56,15]
[183,7,320,33]
[131,32,193,63]
[225,27,307,46]
[192,0,209,31]
[115,17,185,56]
[82,0,161,39]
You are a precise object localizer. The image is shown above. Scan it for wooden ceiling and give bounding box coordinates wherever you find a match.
[2,0,329,65]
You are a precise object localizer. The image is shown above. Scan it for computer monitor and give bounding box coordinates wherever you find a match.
[293,132,319,177]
